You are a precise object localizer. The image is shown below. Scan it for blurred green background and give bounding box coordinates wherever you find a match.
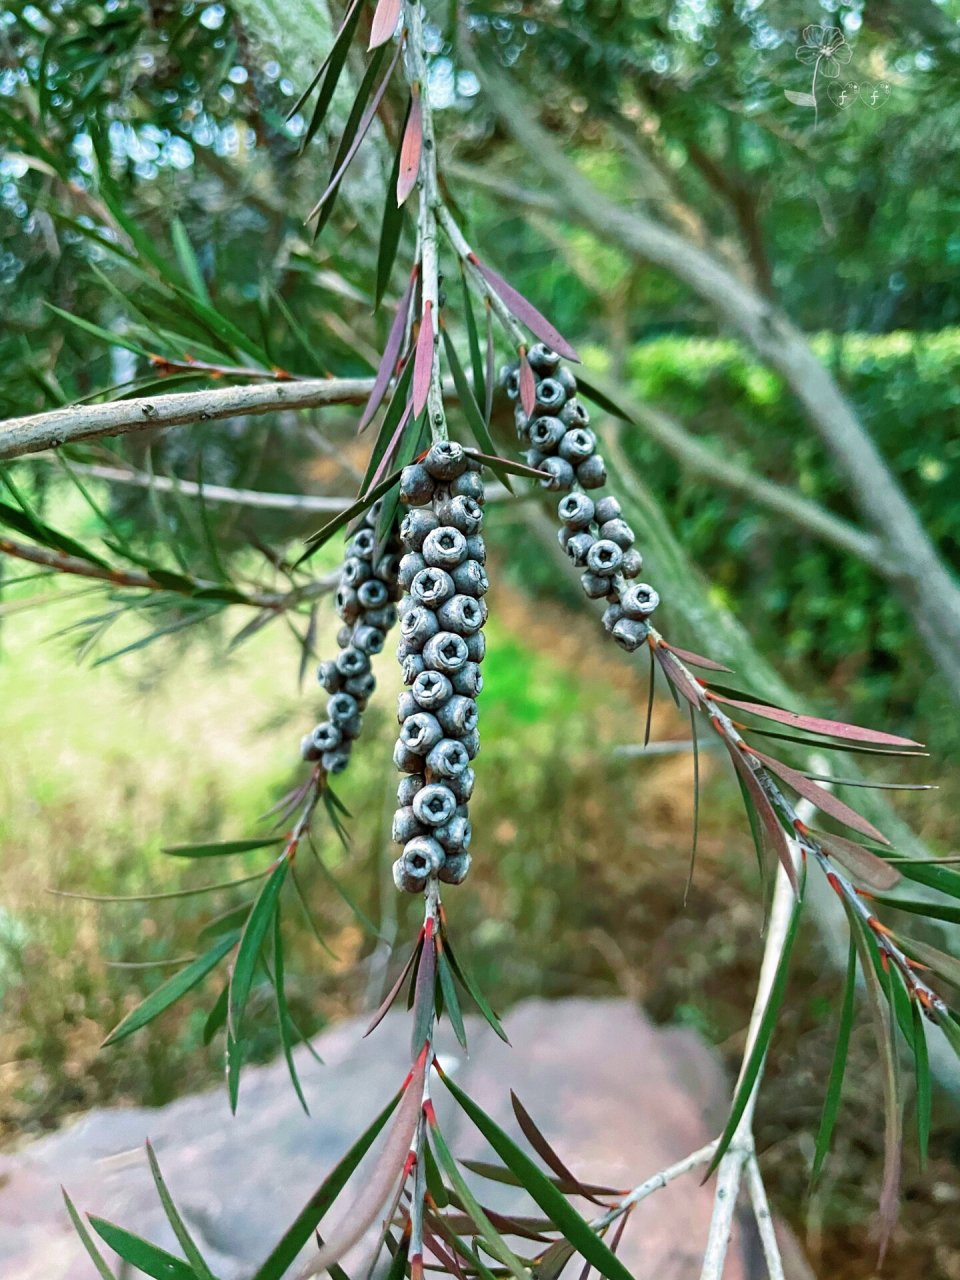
[2,1,960,1276]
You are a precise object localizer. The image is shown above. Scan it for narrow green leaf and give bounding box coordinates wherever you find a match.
[438,949,468,1049]
[203,983,229,1045]
[378,410,430,544]
[358,359,415,496]
[45,303,154,360]
[297,468,404,565]
[250,1090,403,1280]
[706,879,805,1177]
[88,1217,196,1280]
[573,375,633,423]
[103,933,237,1045]
[424,1137,450,1208]
[871,896,960,926]
[441,329,513,492]
[273,909,310,1115]
[912,1002,931,1167]
[0,498,112,569]
[460,269,486,410]
[171,218,211,305]
[441,930,509,1043]
[62,1190,116,1280]
[897,859,960,901]
[812,938,857,1184]
[438,1074,635,1280]
[163,838,284,859]
[312,44,389,237]
[145,1142,217,1280]
[898,934,960,990]
[301,0,365,150]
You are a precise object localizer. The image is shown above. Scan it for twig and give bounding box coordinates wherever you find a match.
[744,1154,786,1280]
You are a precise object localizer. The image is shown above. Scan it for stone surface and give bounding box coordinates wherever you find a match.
[0,998,809,1279]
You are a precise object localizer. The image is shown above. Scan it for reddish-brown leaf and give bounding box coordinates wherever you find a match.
[363,934,423,1038]
[366,400,412,495]
[412,301,434,419]
[751,749,889,845]
[654,647,704,709]
[710,695,923,749]
[728,746,799,894]
[660,641,733,674]
[305,1057,424,1274]
[358,272,416,433]
[473,259,580,362]
[510,1092,606,1206]
[518,354,535,416]
[368,0,402,48]
[397,87,422,205]
[812,830,902,890]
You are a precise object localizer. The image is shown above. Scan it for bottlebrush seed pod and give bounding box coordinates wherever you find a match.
[594,495,622,525]
[450,662,483,697]
[392,806,425,844]
[464,534,486,564]
[528,342,561,372]
[401,653,426,684]
[393,858,427,894]
[435,815,471,853]
[336,647,370,677]
[435,494,484,535]
[620,583,660,618]
[559,399,590,429]
[451,560,488,597]
[400,604,441,651]
[311,720,342,751]
[344,671,376,701]
[349,528,377,559]
[398,552,426,589]
[565,531,595,567]
[459,727,481,760]
[335,584,360,622]
[438,851,472,885]
[586,540,623,576]
[397,690,418,723]
[529,415,566,451]
[422,631,469,673]
[401,835,445,877]
[558,427,597,464]
[558,526,573,554]
[322,750,350,774]
[425,737,470,779]
[300,733,322,762]
[538,457,575,492]
[450,471,485,502]
[400,509,438,551]
[621,548,643,578]
[357,578,389,609]
[576,455,607,488]
[558,492,595,529]
[341,556,371,588]
[336,623,353,648]
[611,618,650,652]
[328,692,359,723]
[525,448,545,471]
[397,774,425,806]
[424,440,468,480]
[436,594,485,635]
[411,567,455,608]
[599,518,635,549]
[553,365,578,397]
[399,463,435,505]
[534,377,566,413]
[580,571,612,599]
[422,526,468,569]
[448,767,475,803]
[411,669,453,710]
[602,603,624,633]
[338,714,363,740]
[437,694,479,737]
[317,660,341,693]
[393,739,424,773]
[363,604,397,631]
[352,624,385,655]
[464,631,486,663]
[400,712,444,754]
[412,783,458,827]
[500,364,520,399]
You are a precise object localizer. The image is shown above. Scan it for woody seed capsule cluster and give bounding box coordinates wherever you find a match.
[301,503,401,774]
[391,441,487,893]
[504,344,660,652]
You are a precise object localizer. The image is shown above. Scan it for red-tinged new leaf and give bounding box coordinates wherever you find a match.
[812,829,902,890]
[369,0,401,48]
[518,354,536,416]
[411,929,438,1056]
[750,749,889,845]
[306,1057,425,1274]
[710,694,923,749]
[654,646,704,709]
[728,747,799,895]
[473,260,580,362]
[661,641,733,674]
[413,301,434,418]
[510,1092,606,1206]
[367,401,413,494]
[365,935,424,1038]
[359,272,416,432]
[397,86,422,205]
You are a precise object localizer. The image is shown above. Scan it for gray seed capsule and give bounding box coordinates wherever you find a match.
[528,342,561,373]
[328,692,359,723]
[528,415,566,451]
[436,494,484,535]
[300,733,322,762]
[435,815,471,854]
[611,618,650,652]
[400,605,440,652]
[422,631,469,673]
[558,492,595,529]
[336,624,353,649]
[558,427,597,464]
[411,669,453,710]
[515,404,530,438]
[401,654,425,685]
[594,495,622,524]
[398,552,426,589]
[501,364,520,399]
[392,806,424,844]
[576,455,607,489]
[376,551,401,584]
[412,783,458,828]
[393,858,427,894]
[451,560,488,597]
[422,526,468,569]
[621,548,644,578]
[586,539,623,576]
[365,499,385,527]
[311,721,341,752]
[448,767,475,803]
[438,851,472,885]
[535,377,566,413]
[559,398,590,428]
[465,631,486,663]
[566,530,595,567]
[425,737,470,779]
[341,557,371,588]
[401,835,445,877]
[339,714,363,740]
[450,662,483,697]
[465,535,486,564]
[358,578,389,609]
[437,594,485,635]
[397,774,425,806]
[411,567,455,608]
[525,448,545,471]
[397,691,418,723]
[437,695,478,737]
[322,750,350,774]
[400,509,438,552]
[364,604,398,631]
[336,647,370,677]
[620,583,660,618]
[393,739,424,774]
[400,712,443,754]
[602,603,624,633]
[600,518,635,549]
[399,463,435,505]
[349,528,377,559]
[450,471,485,502]
[554,365,578,396]
[580,571,612,599]
[345,671,376,701]
[460,727,481,760]
[353,624,385,655]
[424,440,468,480]
[335,585,360,623]
[539,456,575,492]
[317,660,341,693]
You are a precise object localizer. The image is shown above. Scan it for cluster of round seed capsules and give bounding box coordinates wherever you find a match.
[301,504,401,774]
[391,441,488,892]
[504,344,660,652]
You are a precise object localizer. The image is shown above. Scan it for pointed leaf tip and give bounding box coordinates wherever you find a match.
[397,88,422,205]
[412,302,434,419]
[474,260,580,362]
[519,355,536,416]
[369,0,402,48]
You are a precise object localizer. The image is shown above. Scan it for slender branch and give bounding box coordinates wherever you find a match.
[0,535,337,611]
[744,1154,786,1280]
[0,378,376,461]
